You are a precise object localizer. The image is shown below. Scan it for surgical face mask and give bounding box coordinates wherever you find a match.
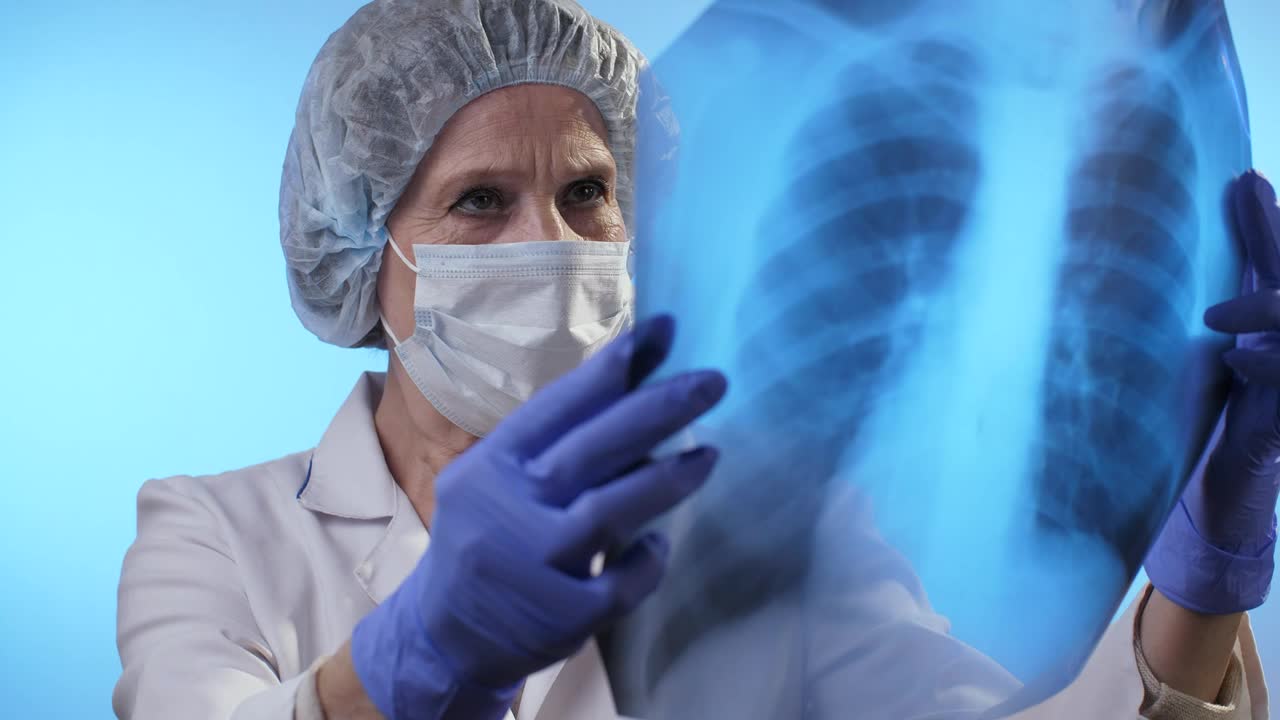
[381,236,634,437]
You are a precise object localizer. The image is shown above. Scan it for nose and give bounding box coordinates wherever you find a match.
[507,196,582,241]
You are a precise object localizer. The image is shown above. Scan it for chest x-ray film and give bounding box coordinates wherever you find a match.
[603,1,1251,717]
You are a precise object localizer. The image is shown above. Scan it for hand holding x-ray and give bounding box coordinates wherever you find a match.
[1148,171,1280,617]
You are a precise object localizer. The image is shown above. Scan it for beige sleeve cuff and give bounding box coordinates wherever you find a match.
[294,655,332,720]
[1134,588,1248,720]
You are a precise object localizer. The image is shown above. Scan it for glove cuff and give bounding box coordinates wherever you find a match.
[1145,499,1276,615]
[351,584,519,720]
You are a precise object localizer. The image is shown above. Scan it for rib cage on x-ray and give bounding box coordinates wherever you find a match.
[1035,67,1200,573]
[605,0,1251,717]
[642,37,988,678]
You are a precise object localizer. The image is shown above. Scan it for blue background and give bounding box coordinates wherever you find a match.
[0,2,1274,717]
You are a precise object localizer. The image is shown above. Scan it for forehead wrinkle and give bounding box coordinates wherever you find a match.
[548,119,616,177]
[552,144,615,180]
[423,87,617,194]
[441,125,615,189]
[428,139,528,195]
[449,85,609,148]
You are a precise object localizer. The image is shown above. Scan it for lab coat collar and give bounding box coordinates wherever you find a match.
[297,372,397,520]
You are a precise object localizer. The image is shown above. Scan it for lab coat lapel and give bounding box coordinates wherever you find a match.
[530,639,619,720]
[355,485,429,605]
[296,371,428,604]
[299,371,618,717]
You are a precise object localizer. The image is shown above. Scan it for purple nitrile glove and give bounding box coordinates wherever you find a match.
[350,315,726,720]
[1146,170,1280,615]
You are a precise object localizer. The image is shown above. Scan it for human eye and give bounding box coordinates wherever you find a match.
[452,187,505,215]
[563,177,610,207]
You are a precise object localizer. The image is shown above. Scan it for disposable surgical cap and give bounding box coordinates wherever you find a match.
[279,0,662,347]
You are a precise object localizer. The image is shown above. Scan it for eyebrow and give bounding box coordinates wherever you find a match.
[556,146,619,178]
[562,157,618,179]
[434,168,526,194]
[434,154,618,194]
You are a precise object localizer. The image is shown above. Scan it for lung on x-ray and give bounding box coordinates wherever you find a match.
[602,1,1252,717]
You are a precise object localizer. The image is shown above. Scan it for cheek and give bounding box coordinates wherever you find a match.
[435,217,505,246]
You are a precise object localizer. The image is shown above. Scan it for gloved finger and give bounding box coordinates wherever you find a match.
[1233,171,1280,289]
[529,370,727,505]
[546,446,719,571]
[585,532,669,623]
[626,315,676,391]
[1204,289,1280,334]
[487,314,676,456]
[1223,347,1280,388]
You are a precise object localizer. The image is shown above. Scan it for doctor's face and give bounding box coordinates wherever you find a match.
[378,83,626,346]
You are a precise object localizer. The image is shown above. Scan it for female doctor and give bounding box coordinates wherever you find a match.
[113,0,1276,718]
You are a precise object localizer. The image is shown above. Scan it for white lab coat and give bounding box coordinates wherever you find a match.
[114,372,1268,720]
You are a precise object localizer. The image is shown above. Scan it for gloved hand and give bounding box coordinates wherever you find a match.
[350,314,727,720]
[1146,170,1280,615]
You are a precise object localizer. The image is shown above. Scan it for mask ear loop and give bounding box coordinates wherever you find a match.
[381,233,418,349]
[386,233,421,273]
